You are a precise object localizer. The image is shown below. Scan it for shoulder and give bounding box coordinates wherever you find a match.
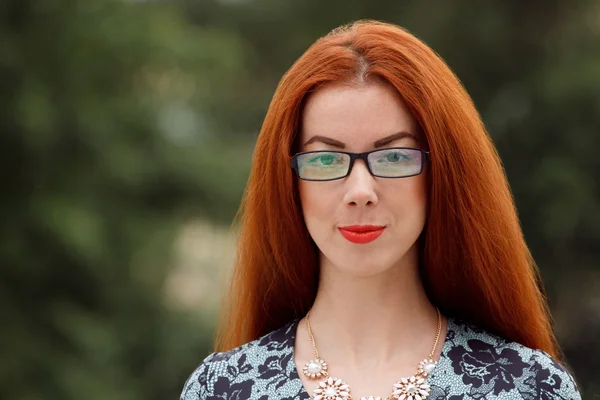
[440,318,581,399]
[180,319,300,400]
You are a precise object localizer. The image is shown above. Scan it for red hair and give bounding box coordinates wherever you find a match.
[215,20,560,359]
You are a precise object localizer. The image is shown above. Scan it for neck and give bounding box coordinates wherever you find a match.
[306,252,442,368]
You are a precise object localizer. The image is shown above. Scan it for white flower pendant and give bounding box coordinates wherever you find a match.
[392,375,431,400]
[313,376,351,400]
[417,358,437,377]
[303,358,328,379]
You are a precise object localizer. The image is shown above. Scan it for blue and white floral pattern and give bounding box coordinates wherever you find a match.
[181,318,581,399]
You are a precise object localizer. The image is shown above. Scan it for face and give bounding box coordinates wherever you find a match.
[297,81,427,277]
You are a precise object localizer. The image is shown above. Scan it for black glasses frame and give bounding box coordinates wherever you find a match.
[290,147,430,181]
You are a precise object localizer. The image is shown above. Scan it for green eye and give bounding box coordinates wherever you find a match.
[320,154,334,165]
[384,152,409,162]
[308,154,337,165]
[386,153,399,162]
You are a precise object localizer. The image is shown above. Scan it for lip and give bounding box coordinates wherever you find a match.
[338,225,386,244]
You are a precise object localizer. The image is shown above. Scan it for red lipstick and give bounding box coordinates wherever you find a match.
[338,225,386,244]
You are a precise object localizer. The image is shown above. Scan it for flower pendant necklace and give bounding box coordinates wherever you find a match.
[302,308,441,400]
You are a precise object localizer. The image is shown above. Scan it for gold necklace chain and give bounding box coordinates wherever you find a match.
[303,308,442,400]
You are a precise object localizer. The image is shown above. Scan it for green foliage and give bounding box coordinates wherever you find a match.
[1,0,598,398]
[1,0,238,398]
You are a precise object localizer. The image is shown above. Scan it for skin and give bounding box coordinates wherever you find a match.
[293,81,447,399]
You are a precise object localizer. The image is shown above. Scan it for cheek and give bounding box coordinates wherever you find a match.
[388,175,428,221]
[297,181,341,235]
[411,178,428,227]
[298,181,327,220]
[412,174,428,206]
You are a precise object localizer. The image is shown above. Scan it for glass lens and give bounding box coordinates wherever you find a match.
[296,151,350,180]
[368,148,422,177]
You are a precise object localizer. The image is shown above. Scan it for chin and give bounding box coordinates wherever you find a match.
[325,252,400,277]
[343,265,393,278]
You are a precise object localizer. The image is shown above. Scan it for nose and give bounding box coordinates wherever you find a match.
[342,160,379,207]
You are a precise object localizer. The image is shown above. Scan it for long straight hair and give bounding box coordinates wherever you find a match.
[215,20,560,359]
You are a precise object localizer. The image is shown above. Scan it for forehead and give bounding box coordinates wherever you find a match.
[299,82,420,149]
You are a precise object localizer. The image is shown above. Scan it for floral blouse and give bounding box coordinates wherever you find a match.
[180,317,581,399]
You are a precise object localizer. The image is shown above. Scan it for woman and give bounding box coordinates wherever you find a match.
[181,20,581,400]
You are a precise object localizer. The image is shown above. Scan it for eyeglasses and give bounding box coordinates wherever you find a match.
[290,147,430,181]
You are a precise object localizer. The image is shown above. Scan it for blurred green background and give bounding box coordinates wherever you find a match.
[1,0,598,398]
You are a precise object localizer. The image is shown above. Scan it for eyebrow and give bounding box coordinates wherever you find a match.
[303,131,415,149]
